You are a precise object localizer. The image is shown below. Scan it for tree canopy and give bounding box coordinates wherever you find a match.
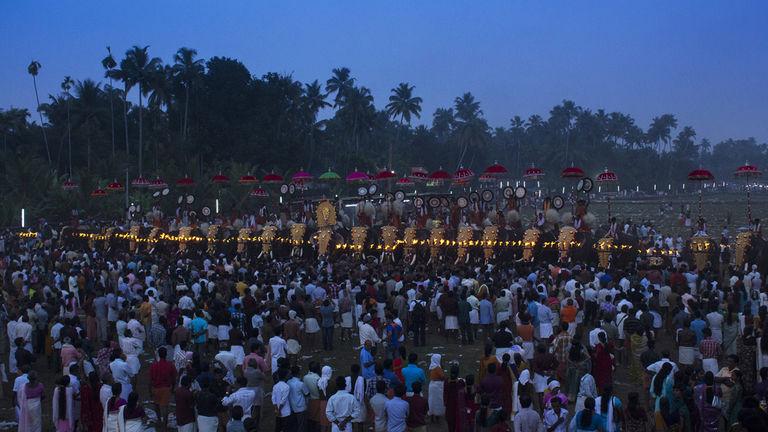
[1,46,764,225]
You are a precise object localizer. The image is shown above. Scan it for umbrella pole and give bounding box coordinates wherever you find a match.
[747,186,752,223]
[698,188,703,219]
[607,196,612,220]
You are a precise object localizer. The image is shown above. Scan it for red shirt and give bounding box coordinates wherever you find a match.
[149,359,177,388]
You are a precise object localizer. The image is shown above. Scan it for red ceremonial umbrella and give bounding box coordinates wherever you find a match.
[238,173,259,185]
[523,165,545,180]
[262,172,284,184]
[453,167,475,185]
[396,177,413,186]
[374,170,397,181]
[148,177,168,190]
[596,168,619,218]
[482,162,508,177]
[62,178,79,191]
[106,180,124,192]
[131,176,150,188]
[478,173,497,183]
[90,188,107,198]
[250,187,269,198]
[561,165,585,179]
[687,168,714,217]
[211,172,230,184]
[409,167,429,183]
[734,163,762,221]
[176,176,195,187]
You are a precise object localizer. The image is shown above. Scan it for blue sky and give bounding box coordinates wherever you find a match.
[2,1,767,143]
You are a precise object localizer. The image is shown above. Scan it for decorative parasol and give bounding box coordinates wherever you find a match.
[147,177,168,190]
[409,167,429,183]
[291,170,313,183]
[345,170,370,182]
[62,178,79,191]
[478,173,497,183]
[453,167,475,184]
[734,163,762,222]
[374,169,397,181]
[238,173,259,185]
[595,169,618,183]
[687,167,714,217]
[90,188,108,198]
[396,177,414,186]
[429,168,451,180]
[131,176,150,188]
[595,168,619,218]
[319,169,341,181]
[211,172,230,184]
[523,165,545,180]
[106,180,124,192]
[176,175,195,187]
[482,162,508,177]
[262,172,284,184]
[250,187,269,198]
[561,165,585,179]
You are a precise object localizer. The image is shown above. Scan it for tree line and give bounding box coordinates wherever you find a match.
[0,45,765,225]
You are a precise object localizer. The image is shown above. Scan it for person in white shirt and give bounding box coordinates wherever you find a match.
[272,369,293,429]
[325,376,361,432]
[126,314,146,342]
[357,314,381,347]
[222,376,257,418]
[369,380,389,432]
[215,348,238,384]
[109,353,136,400]
[543,396,568,432]
[268,327,288,373]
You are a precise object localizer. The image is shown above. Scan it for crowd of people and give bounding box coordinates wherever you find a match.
[3,223,768,432]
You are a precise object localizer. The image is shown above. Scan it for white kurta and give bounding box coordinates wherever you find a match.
[326,390,360,432]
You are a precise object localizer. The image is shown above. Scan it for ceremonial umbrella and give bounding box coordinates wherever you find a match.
[734,163,762,222]
[131,176,150,188]
[211,172,230,184]
[262,172,284,184]
[595,168,619,218]
[106,180,124,192]
[319,169,341,181]
[176,175,195,188]
[62,178,79,191]
[238,174,259,185]
[687,168,714,217]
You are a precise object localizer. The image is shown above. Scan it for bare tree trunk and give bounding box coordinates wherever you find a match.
[67,97,72,177]
[138,84,143,177]
[32,76,51,164]
[109,78,115,160]
[123,87,129,157]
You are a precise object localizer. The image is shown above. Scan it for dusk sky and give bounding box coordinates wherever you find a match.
[2,1,767,144]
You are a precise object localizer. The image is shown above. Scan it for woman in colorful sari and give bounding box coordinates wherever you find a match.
[17,370,44,432]
[693,372,721,432]
[496,353,515,416]
[52,375,74,432]
[444,365,467,432]
[102,383,127,432]
[723,369,743,428]
[79,372,103,432]
[738,326,758,392]
[629,329,648,386]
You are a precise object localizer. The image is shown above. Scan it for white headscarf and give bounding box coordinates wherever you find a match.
[318,366,332,394]
[429,354,442,370]
[518,369,531,386]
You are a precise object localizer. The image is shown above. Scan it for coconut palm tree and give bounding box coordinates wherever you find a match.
[172,47,204,140]
[453,92,488,167]
[325,67,354,108]
[72,79,103,170]
[27,60,51,164]
[302,80,330,169]
[510,115,525,172]
[61,76,75,177]
[122,45,162,177]
[385,83,422,170]
[101,47,118,159]
[105,60,133,157]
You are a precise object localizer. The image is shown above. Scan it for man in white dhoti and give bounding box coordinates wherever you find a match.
[109,352,136,400]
